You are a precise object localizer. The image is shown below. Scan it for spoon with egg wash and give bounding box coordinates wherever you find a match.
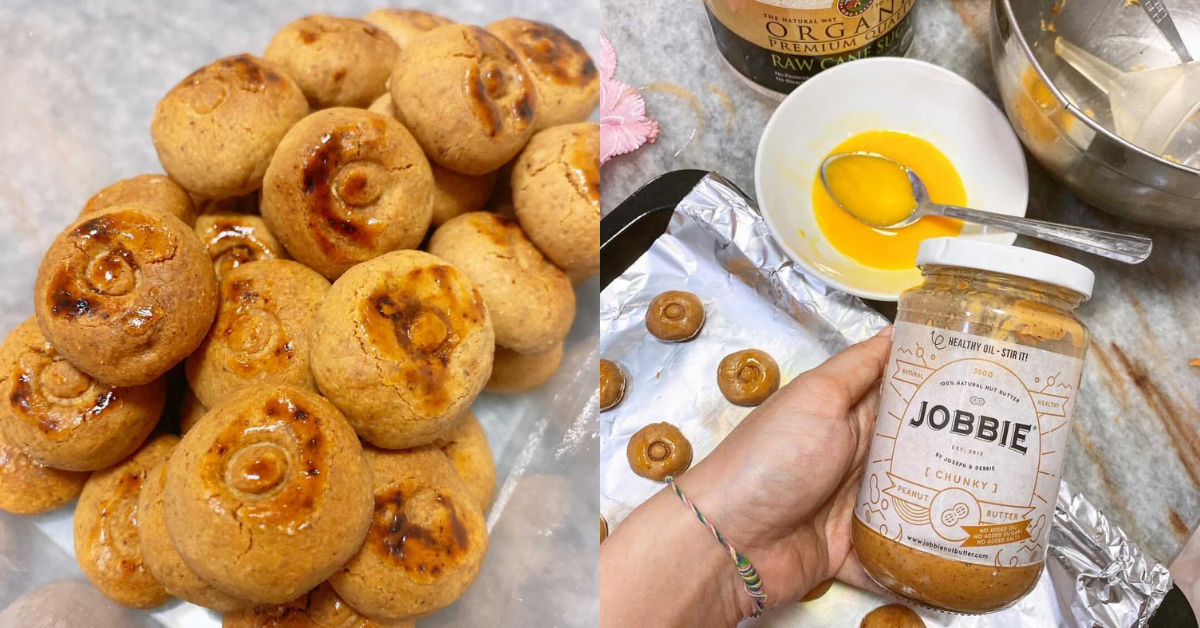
[819,152,1153,264]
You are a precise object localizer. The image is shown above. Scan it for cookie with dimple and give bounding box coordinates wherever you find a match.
[512,123,600,279]
[74,434,179,609]
[262,107,434,280]
[391,25,539,175]
[186,260,330,407]
[486,342,563,394]
[164,384,373,604]
[434,412,496,510]
[264,15,399,109]
[486,19,599,130]
[80,174,197,227]
[0,426,88,514]
[626,422,692,482]
[152,54,309,198]
[34,206,219,386]
[365,8,453,49]
[311,250,494,449]
[428,212,574,355]
[194,214,289,282]
[0,318,165,471]
[138,462,249,611]
[178,387,208,435]
[599,359,625,412]
[223,581,414,628]
[329,445,488,621]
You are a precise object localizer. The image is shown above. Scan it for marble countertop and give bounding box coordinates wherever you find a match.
[601,0,1200,567]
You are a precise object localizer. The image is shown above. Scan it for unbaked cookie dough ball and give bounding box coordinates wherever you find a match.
[164,384,373,604]
[311,251,494,449]
[329,445,488,621]
[138,462,249,611]
[80,174,197,227]
[0,318,166,471]
[861,604,926,628]
[185,260,329,408]
[365,8,453,49]
[428,213,574,355]
[512,123,600,278]
[391,25,539,175]
[717,349,780,406]
[264,15,399,109]
[152,54,309,199]
[434,412,496,510]
[34,206,218,386]
[599,359,626,412]
[223,581,415,628]
[194,213,289,281]
[74,434,179,609]
[0,427,88,514]
[626,422,692,482]
[178,387,208,435]
[262,107,434,280]
[486,19,600,130]
[645,290,705,342]
[486,342,563,393]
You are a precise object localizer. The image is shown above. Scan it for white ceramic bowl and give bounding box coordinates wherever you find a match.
[755,57,1029,302]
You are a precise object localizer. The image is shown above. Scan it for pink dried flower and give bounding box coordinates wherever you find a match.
[598,34,659,165]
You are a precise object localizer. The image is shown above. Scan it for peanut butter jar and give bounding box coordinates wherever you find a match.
[852,237,1094,613]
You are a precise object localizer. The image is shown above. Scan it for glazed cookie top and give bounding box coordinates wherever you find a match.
[194,214,289,281]
[80,174,197,227]
[262,107,434,280]
[427,212,574,355]
[486,19,600,129]
[34,206,218,386]
[152,54,310,198]
[264,15,399,109]
[223,582,414,628]
[365,8,453,49]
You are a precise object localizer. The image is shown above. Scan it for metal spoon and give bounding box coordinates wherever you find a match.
[1139,0,1192,63]
[819,152,1153,264]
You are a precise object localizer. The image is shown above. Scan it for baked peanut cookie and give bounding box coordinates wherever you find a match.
[164,385,373,604]
[178,387,208,435]
[152,54,309,198]
[367,92,395,117]
[512,123,600,279]
[486,342,563,394]
[0,427,88,514]
[186,260,329,408]
[328,445,488,621]
[74,434,179,609]
[433,412,496,510]
[222,581,414,628]
[365,8,453,50]
[0,318,165,471]
[261,108,434,280]
[486,19,600,130]
[264,15,398,109]
[194,214,289,281]
[429,164,498,227]
[311,251,493,449]
[34,206,218,386]
[427,212,573,355]
[80,174,197,227]
[390,25,539,175]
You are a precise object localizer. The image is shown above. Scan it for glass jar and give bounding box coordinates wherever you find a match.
[852,237,1093,613]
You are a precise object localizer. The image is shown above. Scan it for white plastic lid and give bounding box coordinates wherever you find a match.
[916,238,1094,299]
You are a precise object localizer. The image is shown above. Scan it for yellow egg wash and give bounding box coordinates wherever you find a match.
[822,155,916,227]
[812,131,965,270]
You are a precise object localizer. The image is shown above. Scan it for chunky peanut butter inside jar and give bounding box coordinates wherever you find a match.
[852,238,1093,614]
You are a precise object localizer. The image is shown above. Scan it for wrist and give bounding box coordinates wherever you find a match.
[673,472,761,622]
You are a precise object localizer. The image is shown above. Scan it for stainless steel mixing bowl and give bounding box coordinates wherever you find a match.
[991,0,1200,228]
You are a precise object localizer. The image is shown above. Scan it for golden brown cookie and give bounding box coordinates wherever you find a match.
[139,462,249,611]
[365,8,453,49]
[34,206,219,386]
[717,349,780,406]
[486,342,563,393]
[185,260,330,408]
[328,445,488,621]
[152,54,309,198]
[861,604,926,628]
[599,359,626,412]
[512,123,600,279]
[192,191,261,216]
[645,291,705,342]
[390,25,539,175]
[486,19,600,130]
[80,174,197,227]
[195,214,289,282]
[178,388,208,435]
[368,92,396,117]
[164,385,373,604]
[0,318,165,471]
[626,423,692,482]
[74,434,178,609]
[223,581,415,628]
[428,212,573,355]
[0,427,88,514]
[311,251,493,449]
[261,107,434,280]
[264,15,399,109]
[601,516,608,544]
[433,412,496,511]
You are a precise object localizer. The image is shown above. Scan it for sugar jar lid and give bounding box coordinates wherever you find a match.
[916,237,1094,299]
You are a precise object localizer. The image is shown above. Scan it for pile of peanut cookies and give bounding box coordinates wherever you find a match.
[0,7,598,625]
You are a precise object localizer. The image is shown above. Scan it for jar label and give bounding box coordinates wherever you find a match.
[854,321,1082,567]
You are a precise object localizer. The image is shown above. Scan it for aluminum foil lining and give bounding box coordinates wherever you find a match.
[599,173,1172,627]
